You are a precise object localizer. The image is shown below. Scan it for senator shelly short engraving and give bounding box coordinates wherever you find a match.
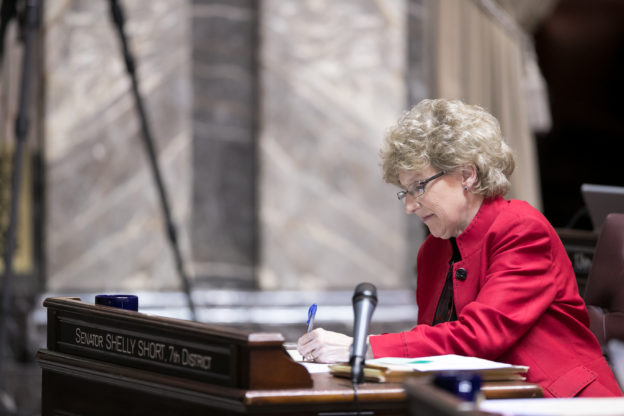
[72,326,213,370]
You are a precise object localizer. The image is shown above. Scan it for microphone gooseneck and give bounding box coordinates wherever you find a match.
[350,282,378,385]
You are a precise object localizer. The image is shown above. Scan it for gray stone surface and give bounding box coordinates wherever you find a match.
[190,0,258,287]
[258,0,412,290]
[44,0,192,292]
[41,0,428,294]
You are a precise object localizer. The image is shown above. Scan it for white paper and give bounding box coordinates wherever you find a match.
[286,348,304,362]
[366,354,513,372]
[286,348,331,373]
[298,362,332,373]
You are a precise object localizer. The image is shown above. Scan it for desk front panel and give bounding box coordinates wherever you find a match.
[39,350,406,416]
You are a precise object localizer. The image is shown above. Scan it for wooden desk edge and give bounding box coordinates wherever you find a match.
[481,381,543,399]
[245,373,406,405]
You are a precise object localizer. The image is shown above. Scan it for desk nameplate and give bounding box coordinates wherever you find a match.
[43,297,312,390]
[53,313,234,385]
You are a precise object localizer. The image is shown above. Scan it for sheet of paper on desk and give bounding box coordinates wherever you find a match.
[287,348,304,362]
[367,354,514,372]
[480,397,624,415]
[299,362,332,373]
[286,348,331,373]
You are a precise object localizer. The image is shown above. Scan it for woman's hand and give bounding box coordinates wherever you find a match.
[297,328,352,363]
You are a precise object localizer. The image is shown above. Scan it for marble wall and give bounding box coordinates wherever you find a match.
[258,0,412,290]
[44,0,192,292]
[42,0,424,295]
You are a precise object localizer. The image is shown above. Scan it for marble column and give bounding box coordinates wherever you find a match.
[189,0,258,288]
[258,0,413,290]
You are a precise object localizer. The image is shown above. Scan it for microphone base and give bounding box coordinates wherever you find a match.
[350,356,365,384]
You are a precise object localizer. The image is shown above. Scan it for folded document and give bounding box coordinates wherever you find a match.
[329,354,528,383]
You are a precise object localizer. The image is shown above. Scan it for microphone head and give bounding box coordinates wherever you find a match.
[352,282,378,306]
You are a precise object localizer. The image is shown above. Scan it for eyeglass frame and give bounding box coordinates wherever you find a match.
[397,171,446,201]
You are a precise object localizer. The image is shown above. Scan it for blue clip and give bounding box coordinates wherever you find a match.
[307,304,317,332]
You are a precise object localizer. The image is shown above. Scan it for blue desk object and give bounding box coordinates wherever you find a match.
[95,294,138,311]
[433,372,482,402]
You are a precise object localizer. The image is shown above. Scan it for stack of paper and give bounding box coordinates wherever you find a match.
[329,354,529,383]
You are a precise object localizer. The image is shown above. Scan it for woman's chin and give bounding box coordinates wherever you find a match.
[427,227,448,239]
[426,226,439,238]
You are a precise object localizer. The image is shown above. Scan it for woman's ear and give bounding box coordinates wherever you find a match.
[461,165,477,189]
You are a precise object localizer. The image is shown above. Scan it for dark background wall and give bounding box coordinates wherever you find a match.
[534,0,624,229]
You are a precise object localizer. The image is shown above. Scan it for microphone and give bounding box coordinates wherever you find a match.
[350,282,378,384]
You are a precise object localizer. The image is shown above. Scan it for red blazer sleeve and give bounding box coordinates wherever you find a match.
[370,213,562,359]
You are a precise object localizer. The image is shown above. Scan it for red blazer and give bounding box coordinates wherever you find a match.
[370,196,622,397]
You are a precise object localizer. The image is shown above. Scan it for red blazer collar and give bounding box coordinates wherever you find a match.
[455,196,508,257]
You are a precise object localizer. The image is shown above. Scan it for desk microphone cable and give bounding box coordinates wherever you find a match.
[352,382,361,415]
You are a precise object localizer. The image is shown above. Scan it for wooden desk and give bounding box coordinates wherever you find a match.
[37,297,541,415]
[38,349,409,415]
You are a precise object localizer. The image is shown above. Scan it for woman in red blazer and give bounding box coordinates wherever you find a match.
[298,98,622,397]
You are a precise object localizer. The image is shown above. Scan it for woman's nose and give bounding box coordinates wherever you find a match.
[404,195,421,214]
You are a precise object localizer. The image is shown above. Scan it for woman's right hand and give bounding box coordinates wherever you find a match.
[297,328,353,363]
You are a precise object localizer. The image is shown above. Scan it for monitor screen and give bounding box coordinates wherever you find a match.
[581,183,624,232]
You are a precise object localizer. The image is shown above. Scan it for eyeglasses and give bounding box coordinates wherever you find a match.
[397,171,446,201]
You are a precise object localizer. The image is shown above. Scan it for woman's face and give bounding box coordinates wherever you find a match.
[398,166,478,239]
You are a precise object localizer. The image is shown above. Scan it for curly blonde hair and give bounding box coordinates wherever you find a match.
[380,98,515,197]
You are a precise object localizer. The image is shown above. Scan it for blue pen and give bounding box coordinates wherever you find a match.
[307,304,317,332]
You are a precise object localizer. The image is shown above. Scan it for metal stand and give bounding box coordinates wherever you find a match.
[108,0,197,321]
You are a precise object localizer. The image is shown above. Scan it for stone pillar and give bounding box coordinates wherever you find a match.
[189,0,258,288]
[404,0,431,275]
[258,0,411,290]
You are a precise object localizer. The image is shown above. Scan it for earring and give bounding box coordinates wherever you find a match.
[464,186,468,191]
